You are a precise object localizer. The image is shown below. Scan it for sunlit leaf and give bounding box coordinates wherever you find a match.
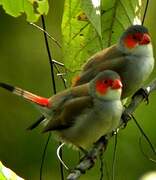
[62,0,143,83]
[0,0,49,22]
[81,0,101,37]
[0,161,24,180]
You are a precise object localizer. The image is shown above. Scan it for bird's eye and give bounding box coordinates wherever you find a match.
[104,80,108,84]
[133,34,137,40]
[132,33,142,41]
[102,79,113,86]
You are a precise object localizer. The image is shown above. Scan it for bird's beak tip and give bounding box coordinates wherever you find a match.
[112,79,123,89]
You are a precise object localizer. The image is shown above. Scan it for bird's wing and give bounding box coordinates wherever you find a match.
[48,83,90,108]
[72,45,125,86]
[43,96,93,131]
[82,44,123,71]
[27,83,91,130]
[75,56,125,86]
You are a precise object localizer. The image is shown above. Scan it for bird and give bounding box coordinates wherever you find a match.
[72,25,154,99]
[0,70,123,149]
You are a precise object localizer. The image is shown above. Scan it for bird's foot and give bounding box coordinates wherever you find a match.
[78,147,96,169]
[78,147,90,162]
[121,112,132,128]
[79,147,88,155]
[132,88,149,104]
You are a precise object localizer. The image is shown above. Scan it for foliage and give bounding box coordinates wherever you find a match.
[62,0,143,81]
[0,0,49,22]
[0,161,24,180]
[0,0,155,180]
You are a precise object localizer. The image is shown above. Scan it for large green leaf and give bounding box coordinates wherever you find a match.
[0,161,24,180]
[62,0,143,83]
[81,0,101,37]
[0,0,49,22]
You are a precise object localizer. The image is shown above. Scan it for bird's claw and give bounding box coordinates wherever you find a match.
[78,149,95,169]
[79,147,88,155]
[121,112,132,128]
[132,88,149,104]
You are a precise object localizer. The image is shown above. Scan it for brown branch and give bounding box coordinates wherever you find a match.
[66,77,156,180]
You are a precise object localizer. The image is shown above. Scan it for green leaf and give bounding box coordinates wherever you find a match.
[0,161,24,180]
[0,0,49,22]
[37,0,49,15]
[62,0,143,83]
[81,0,101,37]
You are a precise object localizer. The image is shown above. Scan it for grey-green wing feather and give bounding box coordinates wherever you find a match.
[77,56,125,86]
[43,96,93,131]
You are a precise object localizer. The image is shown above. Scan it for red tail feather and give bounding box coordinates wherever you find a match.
[0,82,49,107]
[14,87,50,107]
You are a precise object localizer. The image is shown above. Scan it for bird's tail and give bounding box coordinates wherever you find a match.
[0,82,49,107]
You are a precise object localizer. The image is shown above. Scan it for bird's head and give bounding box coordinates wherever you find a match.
[90,70,122,100]
[119,25,152,54]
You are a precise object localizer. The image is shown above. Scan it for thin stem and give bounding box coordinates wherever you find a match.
[142,0,149,25]
[132,115,156,156]
[41,15,56,94]
[112,132,117,180]
[30,22,61,48]
[40,133,51,180]
[40,15,64,180]
[99,151,104,180]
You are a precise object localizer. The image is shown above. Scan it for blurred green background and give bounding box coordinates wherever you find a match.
[0,0,156,180]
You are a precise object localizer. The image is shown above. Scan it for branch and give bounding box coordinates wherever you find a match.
[66,77,156,180]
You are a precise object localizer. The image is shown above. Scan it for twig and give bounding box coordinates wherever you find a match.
[142,0,149,25]
[67,136,108,180]
[40,15,66,180]
[29,22,62,48]
[66,77,156,180]
[122,78,156,119]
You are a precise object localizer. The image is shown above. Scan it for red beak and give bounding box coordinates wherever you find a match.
[139,33,151,45]
[112,79,122,89]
